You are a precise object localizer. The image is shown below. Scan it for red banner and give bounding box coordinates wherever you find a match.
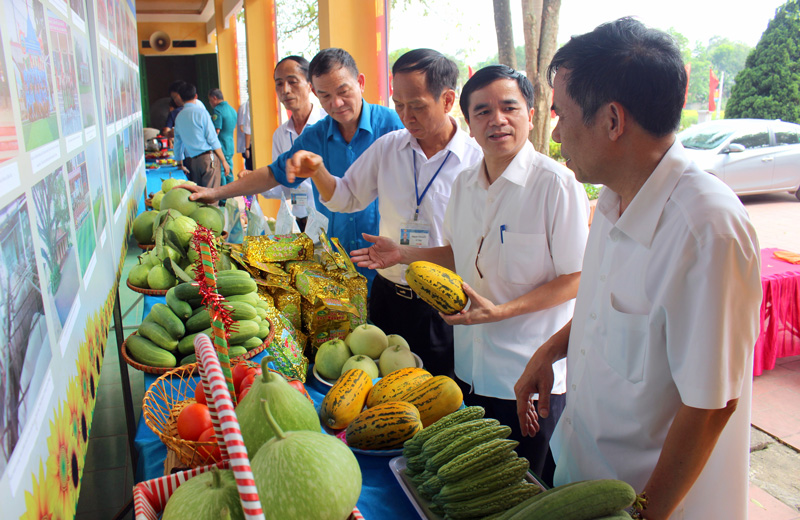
[684,63,691,108]
[709,68,720,112]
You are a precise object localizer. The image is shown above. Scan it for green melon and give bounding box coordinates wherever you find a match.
[165,215,198,248]
[160,188,199,216]
[191,206,225,235]
[151,191,165,210]
[161,468,243,520]
[127,263,151,288]
[161,178,185,193]
[147,265,176,290]
[132,211,158,245]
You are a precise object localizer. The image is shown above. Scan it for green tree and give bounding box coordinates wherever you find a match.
[726,0,800,121]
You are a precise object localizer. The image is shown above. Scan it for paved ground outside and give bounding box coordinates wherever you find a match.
[741,191,800,520]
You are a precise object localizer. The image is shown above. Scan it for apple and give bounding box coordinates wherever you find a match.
[386,334,410,350]
[379,345,417,376]
[348,324,388,359]
[315,339,352,380]
[341,355,380,380]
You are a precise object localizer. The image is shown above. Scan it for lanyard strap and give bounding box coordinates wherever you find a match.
[413,150,452,218]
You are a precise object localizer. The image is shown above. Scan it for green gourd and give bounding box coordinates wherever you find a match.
[161,468,244,520]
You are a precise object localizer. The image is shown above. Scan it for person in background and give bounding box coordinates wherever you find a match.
[236,97,252,171]
[347,65,590,485]
[262,56,326,231]
[173,82,230,189]
[208,88,238,186]
[181,48,404,287]
[514,18,762,519]
[162,80,186,139]
[286,49,482,377]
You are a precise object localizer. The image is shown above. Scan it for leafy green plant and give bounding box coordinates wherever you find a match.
[584,184,601,200]
[549,139,562,161]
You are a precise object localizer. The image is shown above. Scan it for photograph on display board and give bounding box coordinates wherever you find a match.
[47,11,82,137]
[96,0,107,41]
[66,151,96,274]
[101,50,114,125]
[105,0,116,48]
[32,166,79,328]
[0,194,52,478]
[72,31,96,130]
[116,133,125,189]
[69,0,84,23]
[0,38,20,163]
[4,0,60,151]
[85,141,107,237]
[122,125,131,182]
[113,58,123,122]
[107,137,120,211]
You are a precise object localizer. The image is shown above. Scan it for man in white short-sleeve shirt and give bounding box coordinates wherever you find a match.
[286,49,482,378]
[515,19,762,519]
[342,65,590,485]
[261,56,325,229]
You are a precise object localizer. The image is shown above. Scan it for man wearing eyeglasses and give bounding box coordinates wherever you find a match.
[347,65,589,485]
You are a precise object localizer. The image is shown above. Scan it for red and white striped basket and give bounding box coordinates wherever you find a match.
[133,334,364,520]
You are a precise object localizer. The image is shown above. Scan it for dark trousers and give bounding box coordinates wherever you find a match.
[243,148,253,171]
[369,274,454,378]
[188,152,220,189]
[455,377,565,488]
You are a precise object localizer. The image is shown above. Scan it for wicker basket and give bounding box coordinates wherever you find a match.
[134,335,363,519]
[121,318,274,375]
[126,278,168,296]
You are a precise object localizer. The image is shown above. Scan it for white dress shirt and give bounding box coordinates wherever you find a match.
[324,123,483,284]
[263,106,326,218]
[550,141,762,519]
[236,100,250,153]
[443,141,589,400]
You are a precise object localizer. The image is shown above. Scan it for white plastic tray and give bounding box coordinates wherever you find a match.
[388,455,547,520]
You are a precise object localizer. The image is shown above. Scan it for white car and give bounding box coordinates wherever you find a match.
[678,119,800,200]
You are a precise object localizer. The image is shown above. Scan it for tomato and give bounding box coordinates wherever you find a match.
[232,363,258,395]
[287,379,313,403]
[194,380,207,405]
[196,427,221,463]
[176,403,213,441]
[237,384,251,403]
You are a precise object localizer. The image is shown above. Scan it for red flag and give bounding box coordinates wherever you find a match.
[468,66,474,78]
[709,68,719,112]
[684,63,691,108]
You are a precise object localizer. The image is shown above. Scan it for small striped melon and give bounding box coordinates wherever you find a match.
[405,261,468,314]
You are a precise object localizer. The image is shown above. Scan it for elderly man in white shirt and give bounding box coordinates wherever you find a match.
[286,49,482,378]
[515,19,762,519]
[333,65,589,485]
[261,56,325,231]
[236,97,251,170]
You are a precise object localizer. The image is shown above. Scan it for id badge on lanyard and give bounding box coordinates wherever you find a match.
[404,149,451,247]
[290,189,308,206]
[400,217,431,247]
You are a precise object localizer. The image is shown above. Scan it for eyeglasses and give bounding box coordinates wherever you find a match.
[475,236,484,278]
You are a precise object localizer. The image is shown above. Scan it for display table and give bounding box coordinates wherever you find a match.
[138,164,185,214]
[754,248,800,376]
[133,296,418,518]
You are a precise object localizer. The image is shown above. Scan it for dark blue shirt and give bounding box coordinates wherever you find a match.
[164,105,184,128]
[271,99,403,284]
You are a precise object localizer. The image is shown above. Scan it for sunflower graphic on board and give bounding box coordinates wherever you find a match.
[45,403,79,519]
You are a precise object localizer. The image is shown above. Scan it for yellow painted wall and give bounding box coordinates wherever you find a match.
[138,22,216,56]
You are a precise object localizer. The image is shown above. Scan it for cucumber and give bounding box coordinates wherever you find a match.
[257,320,271,340]
[443,482,541,519]
[166,287,192,320]
[137,321,179,352]
[148,303,185,339]
[493,481,587,520]
[180,353,197,365]
[254,306,267,319]
[174,282,200,301]
[178,328,213,355]
[407,406,485,450]
[175,277,257,299]
[222,301,257,320]
[506,479,636,520]
[228,346,247,358]
[594,512,634,519]
[216,270,251,279]
[185,309,211,333]
[255,300,270,310]
[191,305,206,316]
[226,292,260,306]
[126,334,177,368]
[228,320,260,344]
[239,337,264,350]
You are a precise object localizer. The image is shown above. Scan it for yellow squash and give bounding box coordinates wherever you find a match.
[405,261,468,315]
[320,368,373,429]
[345,401,422,450]
[366,367,432,408]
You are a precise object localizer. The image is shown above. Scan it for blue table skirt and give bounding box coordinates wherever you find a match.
[134,296,419,519]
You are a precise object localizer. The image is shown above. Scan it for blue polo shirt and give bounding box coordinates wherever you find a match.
[173,101,222,161]
[271,99,403,284]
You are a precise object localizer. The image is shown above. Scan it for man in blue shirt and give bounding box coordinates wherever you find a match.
[162,80,186,139]
[208,87,238,186]
[184,48,403,284]
[174,82,231,189]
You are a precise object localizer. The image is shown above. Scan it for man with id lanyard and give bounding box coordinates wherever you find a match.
[285,49,482,378]
[261,56,327,231]
[342,66,590,485]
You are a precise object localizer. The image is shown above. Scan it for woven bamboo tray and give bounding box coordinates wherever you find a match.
[121,318,274,375]
[126,278,168,296]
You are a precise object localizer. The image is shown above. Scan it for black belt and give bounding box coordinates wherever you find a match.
[190,150,213,159]
[378,274,419,300]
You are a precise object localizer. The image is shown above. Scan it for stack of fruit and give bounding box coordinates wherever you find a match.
[315,323,419,382]
[125,271,272,369]
[129,185,228,292]
[318,363,464,452]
